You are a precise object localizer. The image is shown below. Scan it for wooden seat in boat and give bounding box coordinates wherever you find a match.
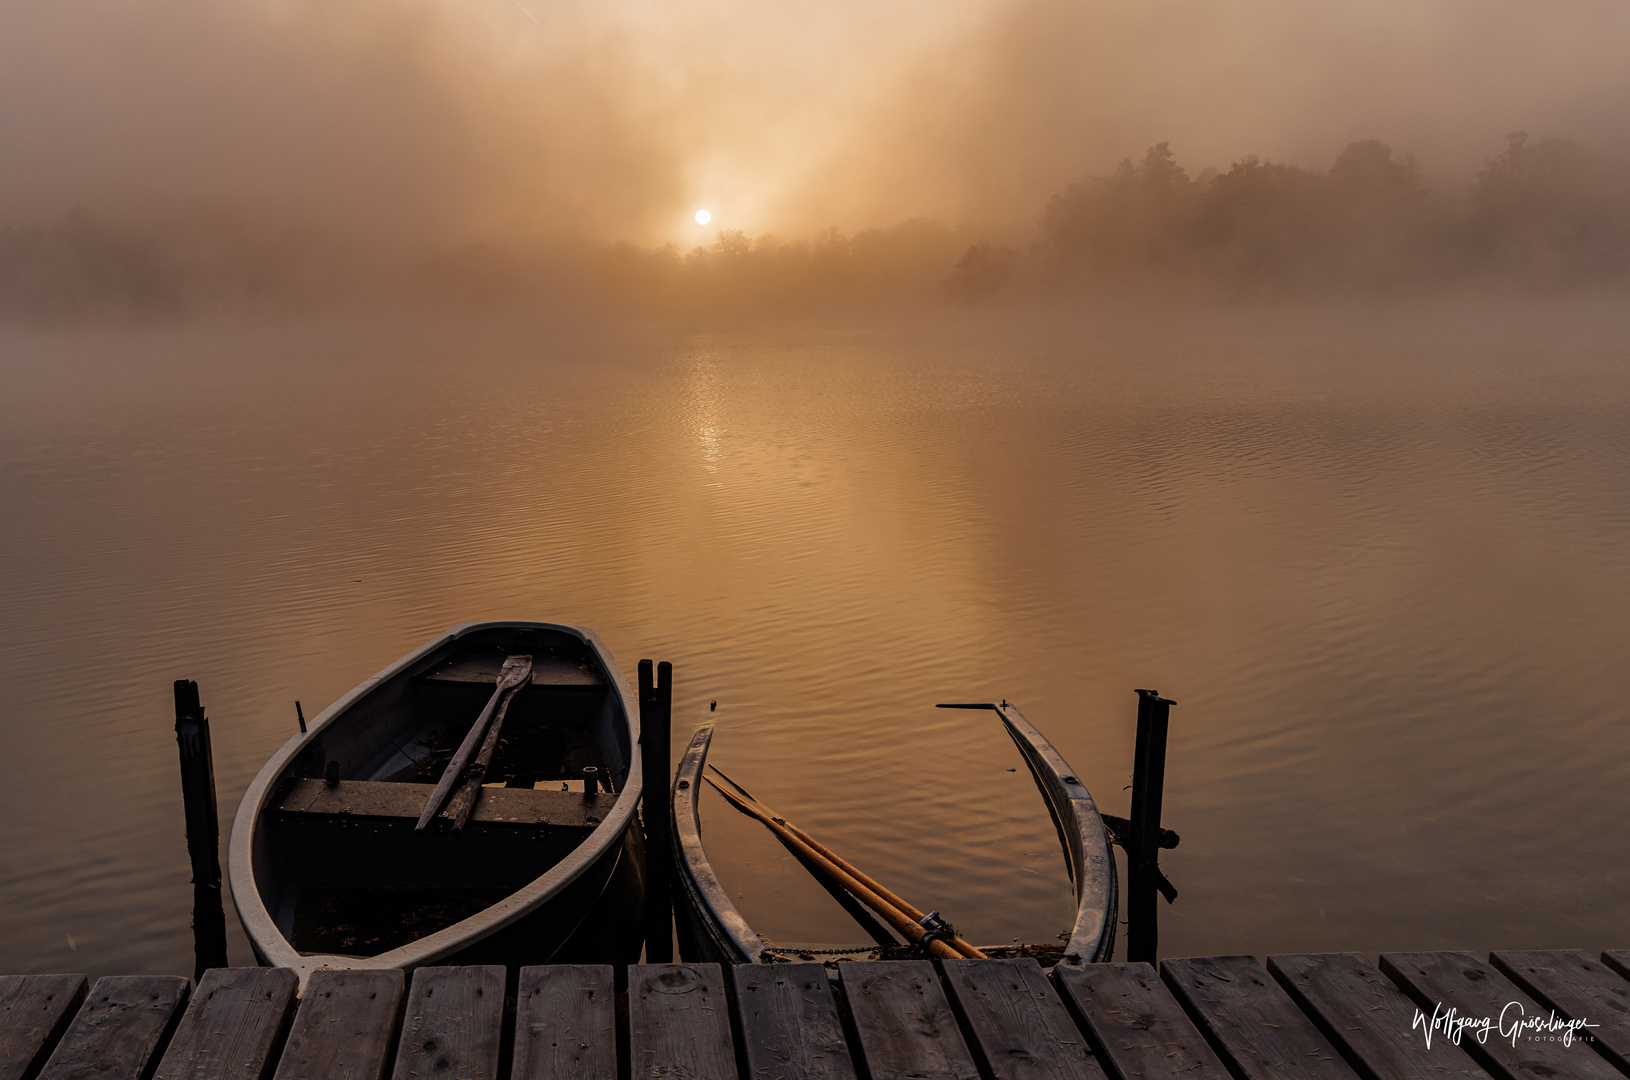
[273,779,618,829]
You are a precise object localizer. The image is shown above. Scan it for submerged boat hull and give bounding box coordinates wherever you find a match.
[230,621,644,980]
[670,702,1117,966]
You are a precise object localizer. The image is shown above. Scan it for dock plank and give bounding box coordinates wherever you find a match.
[1162,956,1359,1080]
[274,969,403,1080]
[152,968,297,1080]
[940,958,1104,1080]
[36,976,188,1080]
[0,975,89,1080]
[1380,951,1623,1080]
[390,967,504,1080]
[1054,962,1230,1080]
[1605,953,1630,983]
[1267,954,1487,1080]
[1490,949,1630,1073]
[838,961,979,1080]
[513,966,617,1080]
[729,964,856,1080]
[629,964,737,1080]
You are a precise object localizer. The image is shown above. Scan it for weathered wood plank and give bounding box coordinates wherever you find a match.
[152,968,297,1080]
[1161,956,1358,1080]
[512,966,617,1080]
[273,969,404,1080]
[940,958,1105,1080]
[1605,952,1630,983]
[1490,950,1630,1073]
[0,975,88,1080]
[421,651,602,687]
[1053,962,1230,1080]
[838,961,978,1080]
[628,964,737,1080]
[36,976,188,1080]
[1267,953,1487,1080]
[275,779,616,828]
[1380,951,1623,1080]
[389,967,504,1080]
[729,963,857,1080]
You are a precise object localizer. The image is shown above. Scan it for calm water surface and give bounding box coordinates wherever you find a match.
[2,302,1628,977]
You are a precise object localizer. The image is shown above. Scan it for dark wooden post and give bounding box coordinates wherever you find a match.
[1126,688,1174,964]
[174,679,229,978]
[639,660,674,962]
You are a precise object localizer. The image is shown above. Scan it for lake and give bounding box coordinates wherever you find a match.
[2,298,1627,978]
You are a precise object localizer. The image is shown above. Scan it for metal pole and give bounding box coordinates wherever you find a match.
[1126,688,1173,965]
[174,679,229,978]
[640,660,674,962]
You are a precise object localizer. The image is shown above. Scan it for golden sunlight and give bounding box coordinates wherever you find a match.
[695,209,711,225]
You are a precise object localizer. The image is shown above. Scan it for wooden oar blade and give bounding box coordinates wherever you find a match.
[495,653,533,691]
[706,763,759,803]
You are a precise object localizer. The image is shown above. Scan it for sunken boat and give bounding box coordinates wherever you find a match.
[670,702,1117,966]
[229,621,643,979]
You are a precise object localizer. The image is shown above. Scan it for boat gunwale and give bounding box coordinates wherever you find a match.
[227,619,643,981]
[670,724,767,965]
[992,702,1118,965]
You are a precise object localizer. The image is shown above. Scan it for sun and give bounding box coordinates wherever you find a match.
[695,209,711,225]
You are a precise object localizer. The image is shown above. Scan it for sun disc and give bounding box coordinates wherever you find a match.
[695,209,711,225]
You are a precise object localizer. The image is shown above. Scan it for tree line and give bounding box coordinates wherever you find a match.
[4,133,1627,322]
[949,134,1630,301]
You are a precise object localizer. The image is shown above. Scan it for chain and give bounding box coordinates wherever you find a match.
[762,946,882,958]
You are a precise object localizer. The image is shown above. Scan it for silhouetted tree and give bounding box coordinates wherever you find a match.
[1192,156,1322,288]
[1468,132,1630,285]
[943,240,1014,303]
[1037,143,1199,283]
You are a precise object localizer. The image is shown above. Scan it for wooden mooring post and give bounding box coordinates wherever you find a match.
[173,679,229,978]
[639,659,674,963]
[1125,687,1176,964]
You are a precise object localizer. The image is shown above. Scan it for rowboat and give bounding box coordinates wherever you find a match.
[670,702,1118,966]
[229,621,644,980]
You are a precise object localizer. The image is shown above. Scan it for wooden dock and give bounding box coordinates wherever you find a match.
[4,951,1630,1080]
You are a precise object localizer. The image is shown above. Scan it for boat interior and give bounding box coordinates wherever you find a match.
[253,625,633,957]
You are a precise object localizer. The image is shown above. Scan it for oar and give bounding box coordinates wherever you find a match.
[416,655,533,831]
[442,658,533,830]
[704,777,984,960]
[710,765,985,958]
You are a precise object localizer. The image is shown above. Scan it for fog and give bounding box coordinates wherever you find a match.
[3,0,1629,319]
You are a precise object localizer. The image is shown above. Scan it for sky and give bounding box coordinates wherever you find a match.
[1,0,1627,248]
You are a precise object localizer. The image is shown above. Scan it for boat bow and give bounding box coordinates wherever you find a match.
[993,701,1118,964]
